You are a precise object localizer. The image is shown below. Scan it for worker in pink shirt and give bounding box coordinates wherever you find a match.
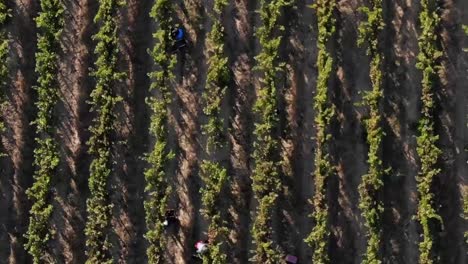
[195,239,209,255]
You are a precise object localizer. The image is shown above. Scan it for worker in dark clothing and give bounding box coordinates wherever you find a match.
[163,209,177,228]
[170,26,187,53]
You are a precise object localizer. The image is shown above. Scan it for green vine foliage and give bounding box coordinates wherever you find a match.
[356,1,385,263]
[202,12,229,153]
[415,1,443,263]
[463,25,468,52]
[200,0,230,263]
[0,0,11,146]
[251,0,291,262]
[304,1,336,263]
[200,161,228,264]
[24,1,64,263]
[0,0,8,25]
[144,0,176,263]
[85,0,125,263]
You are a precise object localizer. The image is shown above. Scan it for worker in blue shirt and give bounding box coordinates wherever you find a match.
[171,26,187,53]
[172,27,184,41]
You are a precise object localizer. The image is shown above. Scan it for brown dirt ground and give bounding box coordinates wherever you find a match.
[1,0,37,263]
[0,0,466,263]
[380,0,421,263]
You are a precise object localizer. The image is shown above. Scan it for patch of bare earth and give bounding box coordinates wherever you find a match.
[1,0,466,263]
[165,0,208,262]
[50,0,98,263]
[381,0,420,263]
[224,0,256,262]
[454,0,468,261]
[106,0,153,263]
[275,0,315,261]
[1,0,37,263]
[327,1,368,263]
[435,0,467,262]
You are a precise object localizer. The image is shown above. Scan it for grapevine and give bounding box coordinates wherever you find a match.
[415,1,443,263]
[251,0,291,262]
[144,0,176,263]
[0,0,10,152]
[356,1,386,263]
[305,1,337,263]
[24,1,64,263]
[200,0,230,263]
[84,0,125,263]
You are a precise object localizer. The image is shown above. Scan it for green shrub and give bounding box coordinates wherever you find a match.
[24,1,64,263]
[356,1,385,263]
[200,0,230,262]
[304,1,336,263]
[84,1,124,263]
[0,0,11,143]
[415,1,443,263]
[464,192,468,244]
[200,161,228,264]
[251,0,291,262]
[144,0,176,263]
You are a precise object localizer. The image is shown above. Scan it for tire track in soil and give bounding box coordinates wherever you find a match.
[1,0,38,263]
[223,0,256,262]
[381,0,419,263]
[435,1,466,262]
[108,0,152,263]
[52,0,96,262]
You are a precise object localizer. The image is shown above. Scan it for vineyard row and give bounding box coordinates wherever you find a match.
[199,0,230,262]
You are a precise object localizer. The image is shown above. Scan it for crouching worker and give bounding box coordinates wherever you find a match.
[163,209,177,228]
[170,26,187,53]
[195,240,209,254]
[192,240,209,259]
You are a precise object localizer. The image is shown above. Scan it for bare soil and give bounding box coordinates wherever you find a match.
[0,0,466,263]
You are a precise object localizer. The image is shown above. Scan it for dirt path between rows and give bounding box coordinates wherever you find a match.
[165,1,208,262]
[454,0,468,263]
[224,0,256,262]
[380,0,420,263]
[1,1,37,263]
[1,0,466,263]
[108,0,153,263]
[275,0,316,260]
[51,0,96,262]
[329,1,368,263]
[436,1,467,262]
